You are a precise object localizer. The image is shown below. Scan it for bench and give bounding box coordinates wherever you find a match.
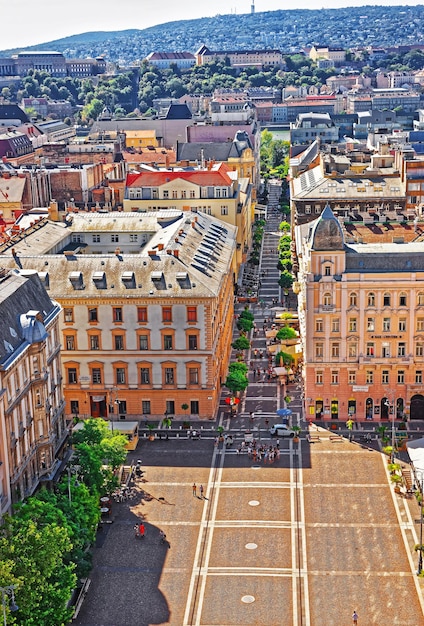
[307,434,320,442]
[330,434,344,442]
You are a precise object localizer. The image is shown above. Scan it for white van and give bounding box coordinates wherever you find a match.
[269,423,295,438]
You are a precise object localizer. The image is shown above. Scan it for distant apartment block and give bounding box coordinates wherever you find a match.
[145,52,196,69]
[0,51,106,78]
[195,45,283,69]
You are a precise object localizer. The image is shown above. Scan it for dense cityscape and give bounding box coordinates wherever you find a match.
[1,4,424,625]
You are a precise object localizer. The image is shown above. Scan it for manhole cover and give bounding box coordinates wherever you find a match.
[241,595,255,604]
[245,543,258,550]
[248,500,260,506]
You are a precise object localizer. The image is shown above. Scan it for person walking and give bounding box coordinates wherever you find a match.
[352,610,358,625]
[139,522,145,538]
[192,483,197,497]
[200,484,204,498]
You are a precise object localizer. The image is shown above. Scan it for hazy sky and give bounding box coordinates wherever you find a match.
[3,0,424,50]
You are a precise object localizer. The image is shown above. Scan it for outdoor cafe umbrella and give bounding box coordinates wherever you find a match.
[276,408,292,417]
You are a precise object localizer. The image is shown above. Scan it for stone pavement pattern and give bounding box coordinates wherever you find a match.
[73,184,424,625]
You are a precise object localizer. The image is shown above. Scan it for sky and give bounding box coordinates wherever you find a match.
[3,0,424,51]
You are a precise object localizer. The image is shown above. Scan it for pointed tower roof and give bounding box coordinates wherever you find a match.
[309,204,344,251]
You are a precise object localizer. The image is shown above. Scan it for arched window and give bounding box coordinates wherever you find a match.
[399,292,407,307]
[349,292,357,307]
[367,292,375,307]
[323,292,332,306]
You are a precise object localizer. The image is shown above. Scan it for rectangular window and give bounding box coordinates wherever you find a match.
[383,318,391,332]
[332,319,340,333]
[316,370,323,384]
[399,319,406,332]
[137,307,148,323]
[315,343,323,358]
[166,400,175,415]
[315,319,323,333]
[397,370,405,384]
[111,234,119,243]
[348,343,357,358]
[139,335,148,350]
[366,370,373,384]
[349,318,357,332]
[89,307,98,322]
[190,400,199,415]
[382,343,390,358]
[164,335,173,350]
[114,335,124,350]
[348,370,356,384]
[162,307,172,322]
[383,294,391,306]
[92,368,102,384]
[165,368,174,384]
[163,190,169,199]
[417,343,424,357]
[331,343,339,358]
[324,266,331,276]
[116,368,126,385]
[188,335,198,350]
[188,368,198,385]
[142,400,151,415]
[398,342,406,357]
[187,306,197,322]
[418,319,424,332]
[65,335,75,350]
[367,318,375,331]
[68,368,77,384]
[221,206,228,215]
[366,342,374,357]
[129,234,138,242]
[113,307,123,322]
[416,371,422,384]
[64,308,74,322]
[190,190,195,198]
[70,400,79,415]
[90,335,99,350]
[140,368,150,384]
[382,370,389,384]
[331,370,339,384]
[92,234,100,243]
[117,400,127,415]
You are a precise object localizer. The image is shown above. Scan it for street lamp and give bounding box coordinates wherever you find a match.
[0,585,18,626]
[384,397,396,463]
[417,472,424,576]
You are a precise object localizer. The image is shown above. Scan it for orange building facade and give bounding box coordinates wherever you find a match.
[295,205,424,424]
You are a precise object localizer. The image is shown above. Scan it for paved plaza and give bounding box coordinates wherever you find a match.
[73,184,424,625]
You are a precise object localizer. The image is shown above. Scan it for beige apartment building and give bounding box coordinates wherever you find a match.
[1,210,237,423]
[0,269,66,514]
[123,162,253,268]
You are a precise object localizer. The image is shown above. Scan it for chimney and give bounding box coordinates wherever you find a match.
[173,249,179,258]
[157,243,164,251]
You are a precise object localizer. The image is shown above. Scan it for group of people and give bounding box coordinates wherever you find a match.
[236,441,281,464]
[134,522,169,547]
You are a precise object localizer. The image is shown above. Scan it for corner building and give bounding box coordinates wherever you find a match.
[295,205,424,423]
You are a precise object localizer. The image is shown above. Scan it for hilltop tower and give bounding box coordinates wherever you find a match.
[251,0,255,14]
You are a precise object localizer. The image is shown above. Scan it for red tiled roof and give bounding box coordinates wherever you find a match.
[126,163,232,187]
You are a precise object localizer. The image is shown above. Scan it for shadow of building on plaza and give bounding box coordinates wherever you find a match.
[73,486,170,626]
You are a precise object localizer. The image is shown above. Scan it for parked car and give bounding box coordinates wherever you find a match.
[269,423,295,438]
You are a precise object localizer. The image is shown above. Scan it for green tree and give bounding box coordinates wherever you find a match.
[276,326,297,341]
[232,336,251,351]
[224,370,249,394]
[279,270,294,290]
[0,514,76,625]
